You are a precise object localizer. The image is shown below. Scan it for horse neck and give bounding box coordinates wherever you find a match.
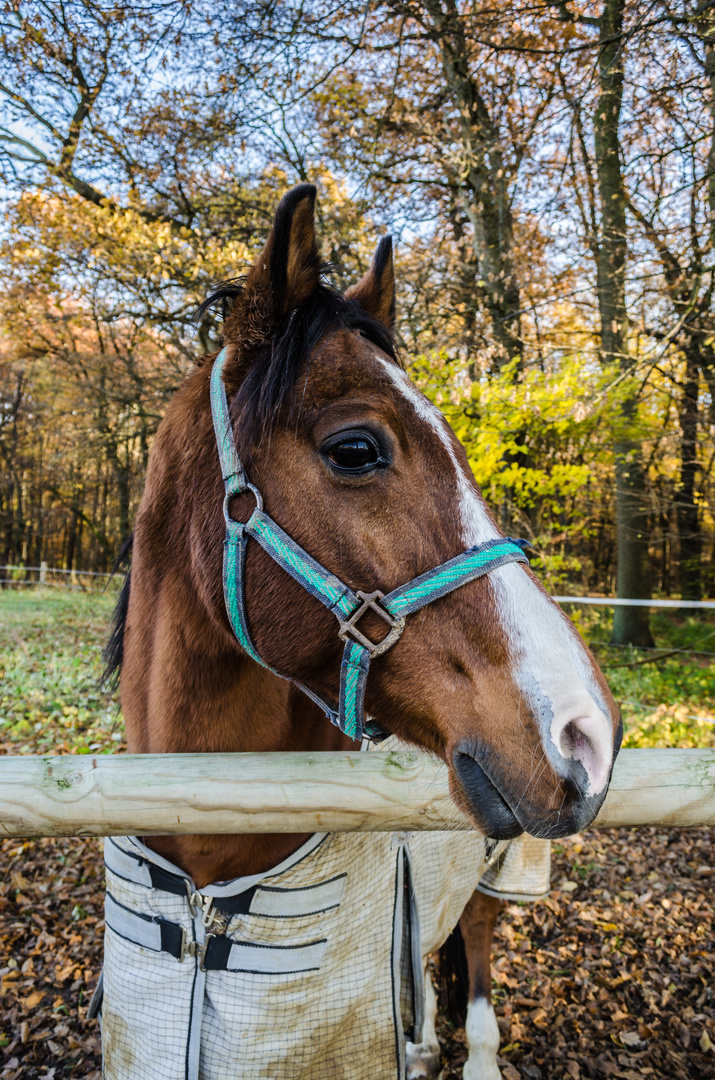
[121,554,353,888]
[119,365,355,886]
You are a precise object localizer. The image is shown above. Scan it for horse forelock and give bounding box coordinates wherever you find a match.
[199,278,399,462]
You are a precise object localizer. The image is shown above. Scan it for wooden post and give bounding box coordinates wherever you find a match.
[0,749,711,839]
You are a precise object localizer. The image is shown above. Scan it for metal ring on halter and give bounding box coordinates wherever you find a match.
[245,483,264,512]
[222,482,264,525]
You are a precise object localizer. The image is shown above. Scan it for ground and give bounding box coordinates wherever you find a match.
[0,588,713,1079]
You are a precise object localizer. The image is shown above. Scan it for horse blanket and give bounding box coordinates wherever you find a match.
[94,743,550,1080]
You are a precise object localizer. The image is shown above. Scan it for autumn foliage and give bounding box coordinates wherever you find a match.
[2,0,715,630]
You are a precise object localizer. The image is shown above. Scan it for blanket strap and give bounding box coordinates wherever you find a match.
[104,890,328,973]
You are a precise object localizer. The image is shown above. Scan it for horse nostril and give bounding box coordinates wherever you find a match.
[553,712,612,797]
[560,719,593,762]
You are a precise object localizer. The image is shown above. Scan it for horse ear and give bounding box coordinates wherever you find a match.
[345,237,395,330]
[246,183,321,323]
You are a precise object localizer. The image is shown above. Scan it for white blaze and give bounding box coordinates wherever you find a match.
[379,362,498,546]
[379,357,614,797]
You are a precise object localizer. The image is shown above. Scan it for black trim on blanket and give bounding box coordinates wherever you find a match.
[185,924,199,1080]
[213,886,258,916]
[246,903,341,920]
[150,864,191,896]
[202,934,232,969]
[257,872,347,894]
[217,965,322,976]
[223,936,327,952]
[105,890,186,959]
[201,934,327,975]
[106,889,156,924]
[159,920,186,957]
[389,853,402,1078]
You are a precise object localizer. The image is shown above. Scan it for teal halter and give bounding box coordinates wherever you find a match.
[210,347,529,742]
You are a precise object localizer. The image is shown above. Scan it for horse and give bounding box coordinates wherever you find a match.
[100,183,621,1079]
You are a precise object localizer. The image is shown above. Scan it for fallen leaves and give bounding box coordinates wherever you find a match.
[437,828,714,1080]
[0,836,103,1077]
[0,827,711,1078]
[19,991,45,1012]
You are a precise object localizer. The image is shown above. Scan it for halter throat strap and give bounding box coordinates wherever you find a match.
[209,348,529,742]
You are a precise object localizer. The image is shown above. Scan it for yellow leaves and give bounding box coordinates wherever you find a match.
[407,345,675,588]
[621,703,715,749]
[3,182,266,330]
[54,960,78,983]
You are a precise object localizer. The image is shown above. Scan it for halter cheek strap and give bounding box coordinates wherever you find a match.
[210,348,529,743]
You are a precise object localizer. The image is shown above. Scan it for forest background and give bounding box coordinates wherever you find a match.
[2,0,715,648]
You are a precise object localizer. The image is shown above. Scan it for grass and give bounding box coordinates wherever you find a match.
[568,605,715,748]
[0,587,713,754]
[0,586,124,755]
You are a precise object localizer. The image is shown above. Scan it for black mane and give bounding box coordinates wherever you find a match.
[197,277,398,455]
[102,532,133,689]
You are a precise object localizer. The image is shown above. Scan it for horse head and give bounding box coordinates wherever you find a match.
[136,183,621,844]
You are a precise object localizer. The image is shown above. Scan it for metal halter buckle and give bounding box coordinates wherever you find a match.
[222,482,263,526]
[338,590,406,658]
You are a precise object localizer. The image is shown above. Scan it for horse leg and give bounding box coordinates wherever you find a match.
[405,965,443,1079]
[405,886,502,1080]
[460,890,503,1080]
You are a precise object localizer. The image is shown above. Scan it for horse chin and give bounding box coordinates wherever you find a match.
[450,748,525,841]
[450,742,609,841]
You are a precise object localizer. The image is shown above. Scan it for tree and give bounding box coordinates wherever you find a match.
[593,0,654,643]
[0,0,713,612]
[622,0,715,601]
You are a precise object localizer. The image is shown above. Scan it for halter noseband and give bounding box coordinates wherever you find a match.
[210,348,529,742]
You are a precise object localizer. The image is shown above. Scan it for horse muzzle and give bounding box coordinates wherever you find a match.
[450,740,613,841]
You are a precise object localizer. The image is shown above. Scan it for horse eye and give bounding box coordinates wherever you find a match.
[326,435,381,474]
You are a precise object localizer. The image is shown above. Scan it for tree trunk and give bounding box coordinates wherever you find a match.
[418,0,528,535]
[594,0,653,645]
[677,349,702,599]
[65,468,78,572]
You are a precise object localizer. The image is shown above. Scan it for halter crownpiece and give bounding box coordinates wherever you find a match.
[210,347,530,742]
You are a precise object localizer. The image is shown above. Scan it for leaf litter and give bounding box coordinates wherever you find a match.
[435,829,714,1080]
[0,830,711,1077]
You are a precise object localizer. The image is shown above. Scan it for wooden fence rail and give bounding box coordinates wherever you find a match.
[0,748,712,838]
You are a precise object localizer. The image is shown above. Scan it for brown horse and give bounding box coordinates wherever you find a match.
[105,183,621,1078]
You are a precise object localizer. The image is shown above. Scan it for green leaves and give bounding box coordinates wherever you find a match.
[410,351,622,588]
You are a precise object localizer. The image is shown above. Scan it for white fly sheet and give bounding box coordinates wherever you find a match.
[95,743,550,1080]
